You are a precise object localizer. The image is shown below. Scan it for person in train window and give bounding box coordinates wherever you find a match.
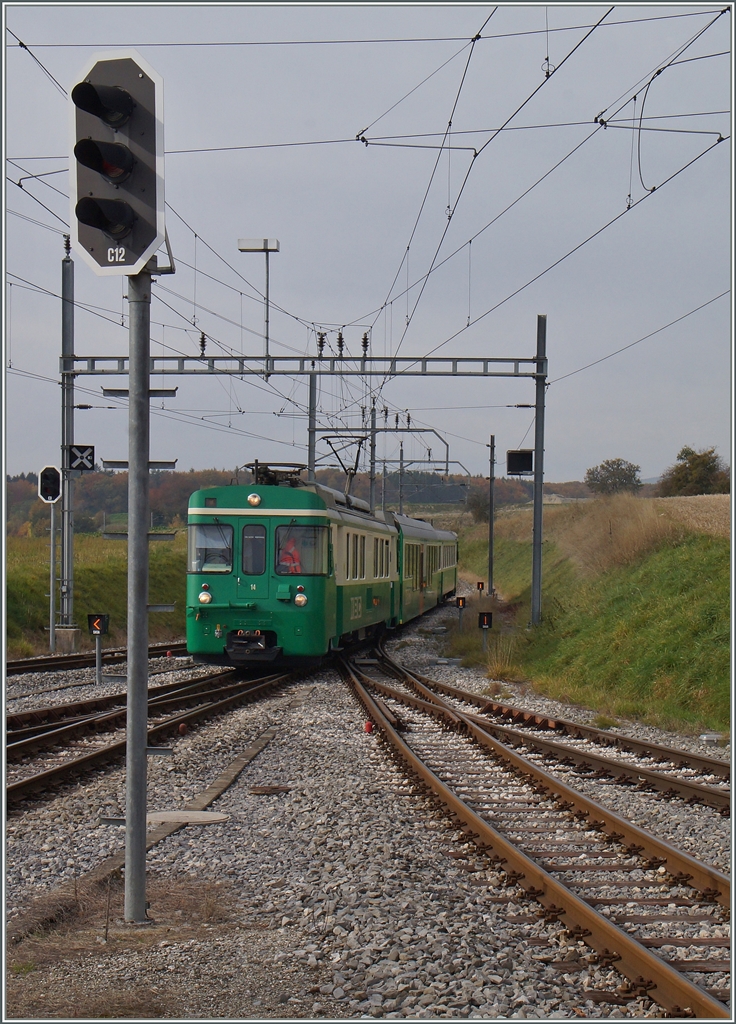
[278,535,302,574]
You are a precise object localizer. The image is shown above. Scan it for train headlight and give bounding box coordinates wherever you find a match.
[294,592,308,607]
[247,493,261,506]
[198,591,213,604]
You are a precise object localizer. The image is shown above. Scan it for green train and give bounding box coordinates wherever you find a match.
[187,463,458,666]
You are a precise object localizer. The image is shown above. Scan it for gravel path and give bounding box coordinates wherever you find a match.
[6,617,728,1019]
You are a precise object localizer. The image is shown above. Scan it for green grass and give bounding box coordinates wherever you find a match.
[449,516,730,734]
[6,534,186,655]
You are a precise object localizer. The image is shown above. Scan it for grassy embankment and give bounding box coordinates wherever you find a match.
[446,495,730,734]
[6,533,186,657]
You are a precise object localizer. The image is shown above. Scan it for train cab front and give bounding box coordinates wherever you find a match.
[186,484,332,667]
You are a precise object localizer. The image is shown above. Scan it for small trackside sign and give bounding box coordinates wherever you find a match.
[88,614,109,635]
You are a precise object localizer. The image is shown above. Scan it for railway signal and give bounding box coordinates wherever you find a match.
[70,50,164,276]
[87,614,109,635]
[478,610,492,652]
[507,449,534,475]
[38,466,61,503]
[88,614,109,686]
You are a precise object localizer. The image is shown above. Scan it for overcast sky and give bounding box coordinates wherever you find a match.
[3,3,732,483]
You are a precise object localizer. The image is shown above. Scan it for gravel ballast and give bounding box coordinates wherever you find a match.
[6,621,728,1019]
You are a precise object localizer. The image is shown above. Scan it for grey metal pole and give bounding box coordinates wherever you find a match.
[530,315,547,625]
[60,237,75,627]
[399,443,404,516]
[488,435,495,597]
[125,268,152,924]
[95,634,103,686]
[49,501,56,652]
[307,371,317,481]
[264,249,270,367]
[369,401,377,514]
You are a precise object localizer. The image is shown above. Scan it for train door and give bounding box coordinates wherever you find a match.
[418,544,425,616]
[234,522,270,602]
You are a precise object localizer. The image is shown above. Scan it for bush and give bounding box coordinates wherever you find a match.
[657,446,730,496]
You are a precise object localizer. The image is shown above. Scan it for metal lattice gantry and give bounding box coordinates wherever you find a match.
[64,320,548,630]
[68,353,541,378]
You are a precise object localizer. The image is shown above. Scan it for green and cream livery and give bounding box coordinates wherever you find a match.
[187,464,457,666]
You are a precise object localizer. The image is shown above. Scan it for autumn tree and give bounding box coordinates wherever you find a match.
[584,458,642,495]
[657,446,730,496]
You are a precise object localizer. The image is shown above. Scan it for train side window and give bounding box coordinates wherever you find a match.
[188,523,233,573]
[242,525,266,575]
[359,535,366,579]
[351,533,359,580]
[275,525,329,575]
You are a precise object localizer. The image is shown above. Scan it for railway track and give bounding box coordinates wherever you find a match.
[6,669,294,806]
[6,641,189,676]
[343,652,730,1019]
[383,659,730,815]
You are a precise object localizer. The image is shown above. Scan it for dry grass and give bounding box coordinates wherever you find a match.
[542,494,685,575]
[6,875,235,1020]
[492,494,728,577]
[485,633,522,682]
[656,494,730,537]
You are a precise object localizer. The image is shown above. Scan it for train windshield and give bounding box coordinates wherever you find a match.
[242,524,266,575]
[187,523,233,573]
[275,525,329,575]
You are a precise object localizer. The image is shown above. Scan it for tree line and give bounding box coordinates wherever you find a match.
[583,447,729,497]
[7,446,728,536]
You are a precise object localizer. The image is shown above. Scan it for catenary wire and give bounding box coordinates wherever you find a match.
[10,9,726,48]
[379,6,615,382]
[420,134,728,362]
[549,291,730,385]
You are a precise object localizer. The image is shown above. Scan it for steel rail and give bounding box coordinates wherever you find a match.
[6,667,233,733]
[409,667,730,780]
[6,641,188,676]
[342,660,729,1018]
[381,659,729,813]
[6,670,236,732]
[462,710,730,813]
[6,672,293,805]
[363,668,729,907]
[6,672,259,760]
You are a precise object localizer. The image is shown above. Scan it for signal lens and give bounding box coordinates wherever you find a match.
[75,197,135,239]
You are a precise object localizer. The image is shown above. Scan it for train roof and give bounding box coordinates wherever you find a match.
[392,513,457,542]
[188,474,456,540]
